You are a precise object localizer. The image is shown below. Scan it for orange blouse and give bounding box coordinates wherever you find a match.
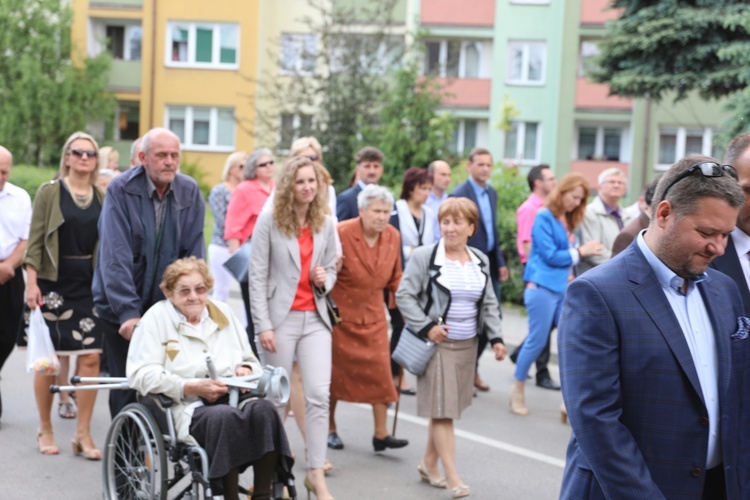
[291,227,315,311]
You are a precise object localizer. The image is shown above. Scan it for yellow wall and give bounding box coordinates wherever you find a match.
[70,0,261,186]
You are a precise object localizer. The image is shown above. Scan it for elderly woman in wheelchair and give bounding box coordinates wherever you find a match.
[125,257,294,499]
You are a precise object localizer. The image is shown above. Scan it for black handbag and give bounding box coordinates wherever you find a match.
[325,294,341,325]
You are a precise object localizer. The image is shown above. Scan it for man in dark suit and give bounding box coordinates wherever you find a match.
[710,132,750,312]
[336,146,384,221]
[451,147,508,392]
[559,154,746,499]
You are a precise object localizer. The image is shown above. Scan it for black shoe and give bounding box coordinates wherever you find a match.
[536,377,561,391]
[327,432,344,450]
[373,435,408,452]
[399,388,416,396]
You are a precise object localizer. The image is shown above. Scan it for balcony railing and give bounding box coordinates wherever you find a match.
[576,77,632,110]
[109,60,141,93]
[90,0,142,9]
[434,77,491,109]
[420,0,495,27]
[580,0,620,25]
[570,160,629,192]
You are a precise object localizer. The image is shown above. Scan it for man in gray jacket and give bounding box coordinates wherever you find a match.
[93,128,205,417]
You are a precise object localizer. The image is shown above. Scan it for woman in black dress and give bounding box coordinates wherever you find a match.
[21,131,105,458]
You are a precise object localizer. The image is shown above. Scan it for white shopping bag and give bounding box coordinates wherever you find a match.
[26,308,60,375]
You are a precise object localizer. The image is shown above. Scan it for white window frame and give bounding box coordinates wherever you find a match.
[578,40,600,78]
[503,121,542,165]
[164,106,235,152]
[165,22,240,70]
[506,40,546,86]
[574,124,628,162]
[279,33,317,76]
[423,40,484,78]
[656,126,715,170]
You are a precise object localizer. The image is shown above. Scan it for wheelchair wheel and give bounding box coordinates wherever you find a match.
[103,403,168,500]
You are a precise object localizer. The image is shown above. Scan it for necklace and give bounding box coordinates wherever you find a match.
[63,178,94,209]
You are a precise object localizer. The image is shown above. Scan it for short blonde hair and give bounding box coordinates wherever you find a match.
[438,198,479,237]
[221,151,248,182]
[59,131,100,185]
[159,257,215,296]
[290,136,323,159]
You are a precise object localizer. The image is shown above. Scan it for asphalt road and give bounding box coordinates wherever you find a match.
[0,290,570,499]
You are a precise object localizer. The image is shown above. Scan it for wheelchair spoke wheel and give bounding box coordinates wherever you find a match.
[103,404,167,500]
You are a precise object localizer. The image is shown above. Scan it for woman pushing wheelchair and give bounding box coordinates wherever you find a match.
[126,257,293,500]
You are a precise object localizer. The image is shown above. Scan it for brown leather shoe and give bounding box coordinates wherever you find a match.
[474,372,490,392]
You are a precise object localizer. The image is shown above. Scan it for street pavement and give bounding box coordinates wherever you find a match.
[0,285,570,499]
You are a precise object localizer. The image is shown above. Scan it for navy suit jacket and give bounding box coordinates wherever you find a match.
[450,180,505,271]
[559,242,745,499]
[336,184,362,222]
[710,235,750,313]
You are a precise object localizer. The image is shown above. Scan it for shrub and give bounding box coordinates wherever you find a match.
[8,165,57,200]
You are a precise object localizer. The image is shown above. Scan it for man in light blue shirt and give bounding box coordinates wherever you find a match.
[425,160,451,242]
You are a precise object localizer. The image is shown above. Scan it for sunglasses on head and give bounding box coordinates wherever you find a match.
[257,160,274,168]
[304,154,320,162]
[69,149,98,158]
[661,161,738,201]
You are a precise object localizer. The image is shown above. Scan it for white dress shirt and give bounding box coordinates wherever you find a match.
[0,181,32,261]
[730,227,750,294]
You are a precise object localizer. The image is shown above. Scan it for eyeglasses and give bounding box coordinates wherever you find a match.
[257,160,274,168]
[661,161,738,201]
[304,154,320,162]
[69,149,98,158]
[174,285,209,298]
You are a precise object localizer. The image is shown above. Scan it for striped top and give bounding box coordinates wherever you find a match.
[442,258,484,340]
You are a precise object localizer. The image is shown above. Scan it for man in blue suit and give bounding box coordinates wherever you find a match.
[559,154,747,499]
[336,146,384,221]
[711,133,750,312]
[451,147,508,392]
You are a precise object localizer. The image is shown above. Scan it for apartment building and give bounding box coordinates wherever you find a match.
[71,0,260,184]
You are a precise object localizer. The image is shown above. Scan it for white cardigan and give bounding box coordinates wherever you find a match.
[127,299,262,445]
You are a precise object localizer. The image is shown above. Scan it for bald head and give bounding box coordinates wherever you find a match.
[139,128,181,196]
[428,160,451,193]
[0,146,13,192]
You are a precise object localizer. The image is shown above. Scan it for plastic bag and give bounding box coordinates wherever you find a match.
[26,308,60,375]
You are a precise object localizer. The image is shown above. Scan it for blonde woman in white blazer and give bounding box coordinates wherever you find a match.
[250,156,338,500]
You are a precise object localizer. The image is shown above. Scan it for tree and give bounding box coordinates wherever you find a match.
[253,0,454,189]
[591,1,750,102]
[362,64,455,186]
[0,0,115,166]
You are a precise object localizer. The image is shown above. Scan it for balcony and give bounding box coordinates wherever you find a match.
[109,60,141,93]
[90,0,142,9]
[580,0,621,25]
[575,78,632,110]
[570,160,629,192]
[420,0,495,27]
[434,78,491,109]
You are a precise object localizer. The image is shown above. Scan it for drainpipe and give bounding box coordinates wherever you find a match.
[149,0,158,129]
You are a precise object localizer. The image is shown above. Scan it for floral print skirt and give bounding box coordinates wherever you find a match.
[17,256,103,355]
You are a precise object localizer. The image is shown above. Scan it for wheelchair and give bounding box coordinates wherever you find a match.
[52,365,296,500]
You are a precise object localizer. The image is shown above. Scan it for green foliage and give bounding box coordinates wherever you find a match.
[363,65,455,186]
[495,95,521,132]
[8,165,57,200]
[448,161,529,305]
[0,0,116,166]
[179,156,211,200]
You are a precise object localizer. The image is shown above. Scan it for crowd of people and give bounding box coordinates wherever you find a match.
[2,126,750,499]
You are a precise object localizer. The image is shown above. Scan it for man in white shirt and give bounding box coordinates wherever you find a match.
[711,132,750,312]
[0,146,32,420]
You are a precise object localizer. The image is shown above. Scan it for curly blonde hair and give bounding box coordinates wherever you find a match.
[273,156,328,237]
[159,257,215,296]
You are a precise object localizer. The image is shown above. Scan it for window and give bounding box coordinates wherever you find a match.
[280,33,316,75]
[423,40,485,78]
[504,121,540,164]
[657,126,719,169]
[578,40,600,78]
[449,119,480,156]
[115,102,140,141]
[165,106,235,151]
[507,41,546,85]
[279,113,314,150]
[104,24,142,61]
[166,22,239,69]
[576,125,625,161]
